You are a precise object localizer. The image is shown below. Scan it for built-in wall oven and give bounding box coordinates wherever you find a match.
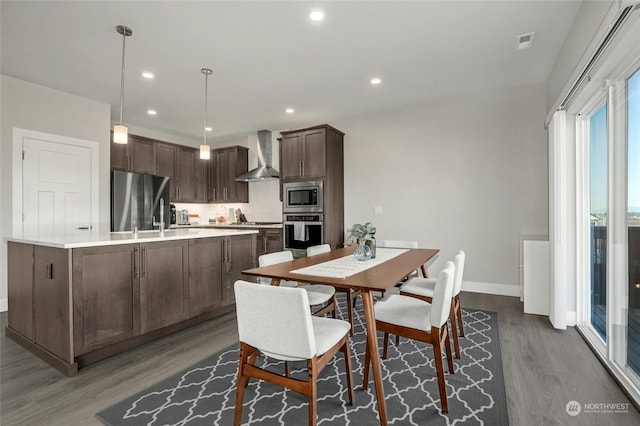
[283,180,323,213]
[283,213,323,258]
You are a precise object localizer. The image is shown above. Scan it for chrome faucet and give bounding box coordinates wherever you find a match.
[153,198,165,236]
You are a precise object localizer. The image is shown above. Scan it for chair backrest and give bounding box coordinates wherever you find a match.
[452,250,466,296]
[258,250,297,287]
[234,280,316,359]
[430,261,456,328]
[383,240,418,249]
[307,244,331,256]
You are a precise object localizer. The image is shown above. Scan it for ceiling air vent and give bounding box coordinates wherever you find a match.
[516,32,535,50]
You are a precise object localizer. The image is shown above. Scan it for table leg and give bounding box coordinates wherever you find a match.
[420,264,429,278]
[361,289,388,425]
[271,278,281,286]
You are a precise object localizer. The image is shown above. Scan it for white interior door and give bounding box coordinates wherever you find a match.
[22,137,92,238]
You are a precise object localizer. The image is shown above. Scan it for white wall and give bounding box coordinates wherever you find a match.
[0,75,111,311]
[334,84,549,295]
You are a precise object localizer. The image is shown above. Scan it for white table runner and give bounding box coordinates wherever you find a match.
[290,247,409,279]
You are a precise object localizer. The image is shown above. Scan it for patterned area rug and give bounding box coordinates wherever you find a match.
[97,296,508,425]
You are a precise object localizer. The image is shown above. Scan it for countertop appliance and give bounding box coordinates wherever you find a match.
[111,171,170,232]
[170,204,177,225]
[177,209,190,225]
[283,180,323,213]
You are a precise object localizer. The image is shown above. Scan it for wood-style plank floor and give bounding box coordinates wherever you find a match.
[1,293,639,425]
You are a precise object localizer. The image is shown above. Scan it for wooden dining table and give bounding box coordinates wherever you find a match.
[242,245,439,426]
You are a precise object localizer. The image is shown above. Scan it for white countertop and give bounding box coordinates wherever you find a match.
[172,223,283,229]
[5,228,259,249]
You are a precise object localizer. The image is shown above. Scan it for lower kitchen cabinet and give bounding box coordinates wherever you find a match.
[6,233,256,376]
[257,228,283,257]
[188,238,224,316]
[72,244,140,355]
[139,240,189,333]
[222,234,257,306]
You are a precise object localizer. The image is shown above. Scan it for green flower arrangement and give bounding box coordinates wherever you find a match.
[348,222,376,242]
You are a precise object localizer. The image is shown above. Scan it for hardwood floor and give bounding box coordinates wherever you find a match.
[1,293,639,425]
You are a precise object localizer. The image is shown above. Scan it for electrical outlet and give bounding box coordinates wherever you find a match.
[374,206,383,215]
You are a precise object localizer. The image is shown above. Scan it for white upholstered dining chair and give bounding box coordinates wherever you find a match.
[233,280,355,426]
[363,261,456,413]
[259,250,337,318]
[400,250,466,358]
[306,244,361,335]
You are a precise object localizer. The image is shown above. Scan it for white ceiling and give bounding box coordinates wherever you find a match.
[1,1,582,141]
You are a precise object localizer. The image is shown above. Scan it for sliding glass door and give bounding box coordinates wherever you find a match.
[589,103,608,342]
[628,68,640,377]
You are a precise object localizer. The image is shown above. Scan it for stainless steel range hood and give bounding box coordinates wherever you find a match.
[235,130,280,182]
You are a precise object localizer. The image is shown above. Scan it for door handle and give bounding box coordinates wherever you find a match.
[77,226,92,230]
[299,161,303,177]
[141,247,146,277]
[133,247,138,278]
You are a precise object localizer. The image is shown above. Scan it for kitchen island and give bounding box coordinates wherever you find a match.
[5,228,257,376]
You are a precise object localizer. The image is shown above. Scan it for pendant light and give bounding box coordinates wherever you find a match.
[199,68,213,160]
[113,25,132,145]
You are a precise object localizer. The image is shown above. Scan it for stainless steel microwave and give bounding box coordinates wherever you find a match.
[283,180,323,213]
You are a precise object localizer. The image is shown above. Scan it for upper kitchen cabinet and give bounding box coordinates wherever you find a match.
[279,124,344,182]
[176,147,208,203]
[209,146,249,203]
[155,143,177,201]
[110,134,157,175]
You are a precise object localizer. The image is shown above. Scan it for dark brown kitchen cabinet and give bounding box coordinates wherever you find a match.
[256,228,283,257]
[110,134,156,174]
[176,147,208,202]
[6,234,255,376]
[139,240,189,333]
[280,125,344,181]
[188,237,224,317]
[209,146,249,203]
[156,143,177,201]
[222,234,257,306]
[72,244,140,355]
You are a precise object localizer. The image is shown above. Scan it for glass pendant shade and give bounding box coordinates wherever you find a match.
[113,124,128,144]
[200,144,211,159]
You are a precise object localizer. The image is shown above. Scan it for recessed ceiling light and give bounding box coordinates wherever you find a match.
[205,126,213,132]
[516,32,535,50]
[309,10,324,21]
[142,71,154,79]
[285,108,294,114]
[370,77,382,85]
[147,109,157,115]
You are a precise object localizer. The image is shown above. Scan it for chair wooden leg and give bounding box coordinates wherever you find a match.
[449,304,461,359]
[362,338,371,390]
[383,332,390,359]
[443,324,455,374]
[308,359,318,426]
[431,327,449,414]
[234,343,251,425]
[331,295,337,319]
[395,335,400,346]
[455,296,465,337]
[345,291,355,336]
[341,341,355,405]
[285,361,291,377]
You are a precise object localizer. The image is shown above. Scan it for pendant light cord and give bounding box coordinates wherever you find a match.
[202,68,212,147]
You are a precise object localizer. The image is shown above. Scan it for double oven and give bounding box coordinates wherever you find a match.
[283,180,324,258]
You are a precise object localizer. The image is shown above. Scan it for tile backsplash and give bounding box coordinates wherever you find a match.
[174,179,282,224]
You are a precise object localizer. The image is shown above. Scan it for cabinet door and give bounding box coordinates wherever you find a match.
[227,147,248,202]
[156,144,177,201]
[176,147,197,201]
[140,240,189,333]
[218,149,231,200]
[110,141,128,171]
[34,246,72,362]
[280,133,304,180]
[73,244,140,355]
[7,242,34,340]
[302,128,326,179]
[223,234,257,306]
[209,151,220,201]
[188,238,224,317]
[129,136,156,174]
[264,229,283,254]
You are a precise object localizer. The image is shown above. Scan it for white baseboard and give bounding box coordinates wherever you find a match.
[566,310,577,327]
[0,298,7,313]
[461,281,521,298]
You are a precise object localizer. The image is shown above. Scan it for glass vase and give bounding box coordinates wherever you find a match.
[366,237,376,259]
[353,239,372,261]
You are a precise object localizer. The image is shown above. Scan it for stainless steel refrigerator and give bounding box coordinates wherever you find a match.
[111,171,171,232]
